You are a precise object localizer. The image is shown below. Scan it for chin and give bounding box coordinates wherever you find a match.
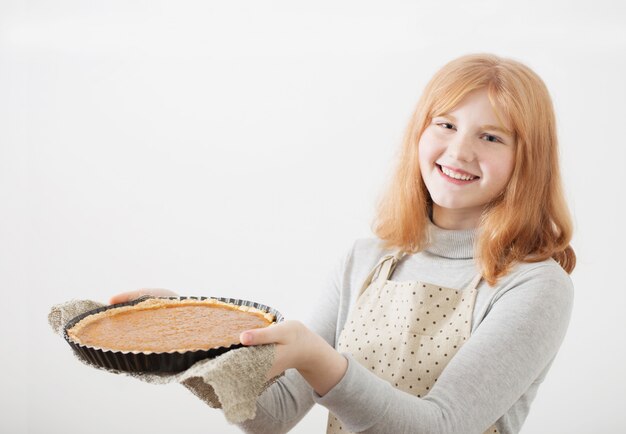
[431,196,470,209]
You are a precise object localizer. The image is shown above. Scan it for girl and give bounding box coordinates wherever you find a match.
[111,53,575,433]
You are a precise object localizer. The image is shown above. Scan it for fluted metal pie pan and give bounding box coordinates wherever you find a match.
[63,295,284,373]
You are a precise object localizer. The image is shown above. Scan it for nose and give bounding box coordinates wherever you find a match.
[446,134,475,162]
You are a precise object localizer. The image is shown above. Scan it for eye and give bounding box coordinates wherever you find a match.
[436,122,455,130]
[482,134,502,143]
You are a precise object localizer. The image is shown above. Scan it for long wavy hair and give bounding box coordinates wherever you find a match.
[373,53,576,285]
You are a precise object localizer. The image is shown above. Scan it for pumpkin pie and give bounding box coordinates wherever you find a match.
[67,297,275,353]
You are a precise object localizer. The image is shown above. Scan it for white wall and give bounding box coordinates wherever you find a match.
[1,1,625,433]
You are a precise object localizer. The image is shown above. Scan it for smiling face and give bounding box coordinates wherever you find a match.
[418,88,516,229]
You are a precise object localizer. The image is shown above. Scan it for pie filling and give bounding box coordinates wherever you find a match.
[67,298,274,353]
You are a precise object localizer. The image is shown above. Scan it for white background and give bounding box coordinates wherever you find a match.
[2,1,625,433]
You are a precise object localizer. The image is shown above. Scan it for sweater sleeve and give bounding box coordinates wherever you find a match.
[237,244,352,434]
[312,264,574,434]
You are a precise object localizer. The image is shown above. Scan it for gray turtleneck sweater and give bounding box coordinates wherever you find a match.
[240,224,574,434]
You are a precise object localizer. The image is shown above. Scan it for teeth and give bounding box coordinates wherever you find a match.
[441,166,476,181]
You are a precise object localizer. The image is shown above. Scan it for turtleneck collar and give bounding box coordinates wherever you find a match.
[424,220,477,259]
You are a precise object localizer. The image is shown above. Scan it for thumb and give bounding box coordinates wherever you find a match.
[240,323,283,346]
[240,328,267,346]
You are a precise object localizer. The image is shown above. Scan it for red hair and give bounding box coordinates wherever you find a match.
[373,53,575,285]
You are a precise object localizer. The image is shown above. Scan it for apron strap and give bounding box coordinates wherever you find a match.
[358,250,406,297]
[466,272,483,332]
[466,273,483,292]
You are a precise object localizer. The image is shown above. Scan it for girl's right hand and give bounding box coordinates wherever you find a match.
[109,288,179,305]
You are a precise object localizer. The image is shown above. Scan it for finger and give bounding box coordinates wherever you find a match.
[133,288,179,299]
[109,290,143,305]
[240,328,266,346]
[109,288,178,305]
[240,321,297,346]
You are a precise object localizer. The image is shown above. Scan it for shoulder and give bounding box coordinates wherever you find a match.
[492,258,574,308]
[348,237,394,269]
[351,237,392,257]
[330,237,394,289]
[509,258,573,290]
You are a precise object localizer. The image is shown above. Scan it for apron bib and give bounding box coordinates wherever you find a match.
[327,251,499,434]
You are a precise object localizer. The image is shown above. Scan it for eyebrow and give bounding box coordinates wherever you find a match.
[436,114,514,137]
[480,124,514,136]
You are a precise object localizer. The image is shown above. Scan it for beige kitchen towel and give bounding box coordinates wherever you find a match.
[49,299,279,424]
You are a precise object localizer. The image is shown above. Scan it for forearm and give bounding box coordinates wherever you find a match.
[239,368,315,434]
[314,353,493,434]
[297,330,349,396]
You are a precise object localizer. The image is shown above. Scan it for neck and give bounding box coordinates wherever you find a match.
[431,204,481,230]
[426,219,477,259]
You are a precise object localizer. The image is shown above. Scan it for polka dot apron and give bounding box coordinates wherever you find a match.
[327,251,499,434]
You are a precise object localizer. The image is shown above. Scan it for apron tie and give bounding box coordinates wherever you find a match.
[358,250,406,297]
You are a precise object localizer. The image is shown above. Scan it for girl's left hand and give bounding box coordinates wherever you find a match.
[109,288,178,305]
[240,320,348,396]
